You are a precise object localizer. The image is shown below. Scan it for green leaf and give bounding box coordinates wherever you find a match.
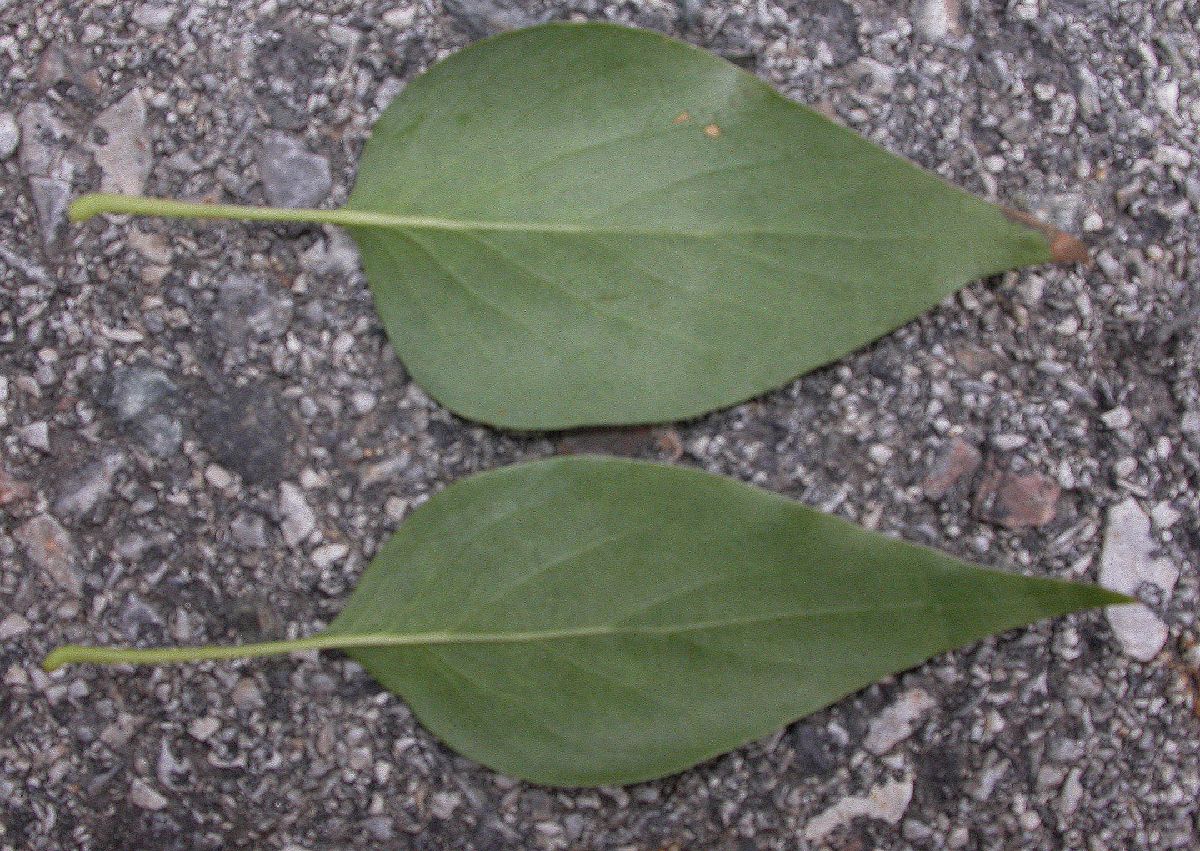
[45,456,1128,786]
[69,23,1085,430]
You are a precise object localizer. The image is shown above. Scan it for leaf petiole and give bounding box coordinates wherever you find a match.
[69,192,386,228]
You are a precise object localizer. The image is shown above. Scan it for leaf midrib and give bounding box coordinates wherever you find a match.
[331,599,930,650]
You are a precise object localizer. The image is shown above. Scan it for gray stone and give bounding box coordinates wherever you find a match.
[196,383,290,485]
[442,0,538,37]
[54,451,125,519]
[128,778,168,811]
[215,274,293,342]
[231,512,269,550]
[91,90,151,196]
[258,132,331,209]
[106,367,182,455]
[0,111,18,160]
[17,103,68,178]
[0,613,31,640]
[28,176,71,245]
[108,366,175,423]
[15,515,81,595]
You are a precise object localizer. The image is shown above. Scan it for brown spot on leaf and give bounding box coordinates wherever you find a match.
[1002,207,1090,265]
[704,123,721,138]
[673,111,690,124]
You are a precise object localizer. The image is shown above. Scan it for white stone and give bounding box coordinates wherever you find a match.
[803,776,913,841]
[188,716,219,741]
[1150,501,1181,529]
[991,433,1027,451]
[864,688,936,755]
[0,613,31,639]
[868,444,894,466]
[311,543,349,570]
[279,482,317,547]
[1099,499,1178,661]
[129,778,168,810]
[916,0,955,40]
[382,7,416,28]
[132,4,175,30]
[204,464,233,489]
[19,421,50,451]
[0,111,18,159]
[1101,406,1132,429]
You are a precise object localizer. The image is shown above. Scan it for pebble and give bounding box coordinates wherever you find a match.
[864,688,937,755]
[973,468,1061,529]
[1099,499,1177,661]
[990,433,1028,451]
[215,275,293,342]
[54,451,125,519]
[1101,407,1132,429]
[0,111,18,159]
[105,368,182,455]
[804,776,914,841]
[131,3,175,31]
[922,438,982,499]
[279,482,317,547]
[232,677,265,711]
[91,90,151,196]
[310,542,348,570]
[442,0,537,37]
[258,132,332,209]
[15,514,81,595]
[129,778,169,811]
[28,176,71,245]
[916,0,958,40]
[188,717,220,741]
[231,512,269,550]
[867,444,893,465]
[430,791,462,820]
[18,421,50,452]
[0,613,31,640]
[204,464,234,489]
[196,385,289,485]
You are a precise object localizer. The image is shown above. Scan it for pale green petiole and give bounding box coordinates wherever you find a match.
[44,634,370,672]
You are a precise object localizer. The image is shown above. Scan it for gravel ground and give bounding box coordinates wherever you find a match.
[2,0,1198,848]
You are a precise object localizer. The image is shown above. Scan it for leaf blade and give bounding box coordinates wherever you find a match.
[326,456,1123,785]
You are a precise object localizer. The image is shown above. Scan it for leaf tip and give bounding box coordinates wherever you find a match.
[1002,207,1090,265]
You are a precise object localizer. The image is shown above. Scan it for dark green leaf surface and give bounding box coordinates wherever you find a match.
[325,457,1121,785]
[45,457,1125,785]
[346,23,1074,428]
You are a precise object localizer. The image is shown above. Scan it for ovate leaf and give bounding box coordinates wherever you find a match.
[45,456,1127,786]
[70,23,1086,430]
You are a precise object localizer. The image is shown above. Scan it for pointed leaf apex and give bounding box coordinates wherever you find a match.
[1002,207,1090,265]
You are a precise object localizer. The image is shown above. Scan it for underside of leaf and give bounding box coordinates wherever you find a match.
[69,23,1085,430]
[46,458,1127,786]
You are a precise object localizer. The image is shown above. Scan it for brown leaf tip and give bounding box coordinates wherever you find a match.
[1002,207,1090,265]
